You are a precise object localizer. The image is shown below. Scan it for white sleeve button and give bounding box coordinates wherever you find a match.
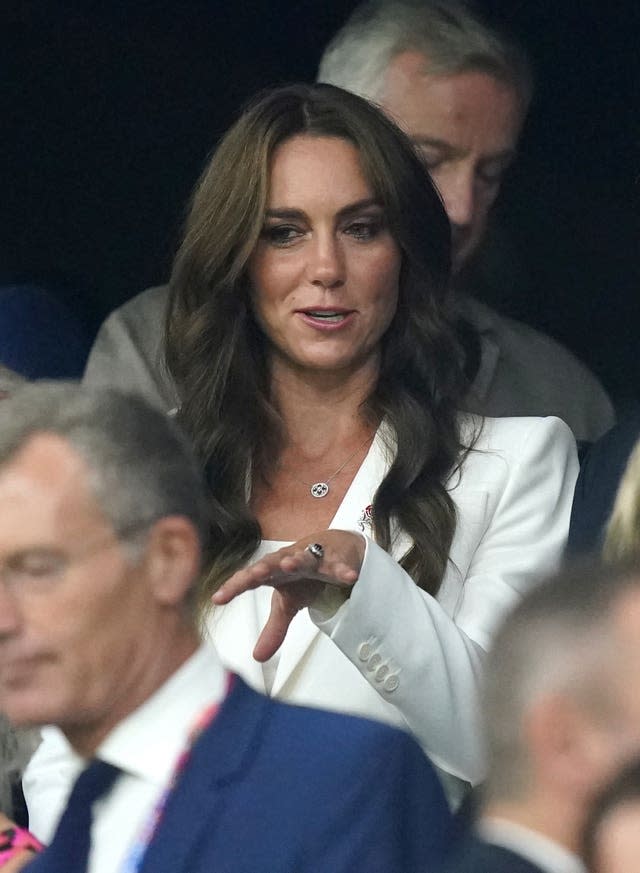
[358,643,372,662]
[383,675,399,692]
[374,664,389,683]
[367,653,382,672]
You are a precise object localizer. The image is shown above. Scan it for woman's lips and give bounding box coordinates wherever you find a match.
[297,309,355,329]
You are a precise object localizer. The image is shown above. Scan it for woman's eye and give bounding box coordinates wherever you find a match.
[262,225,302,246]
[345,220,381,241]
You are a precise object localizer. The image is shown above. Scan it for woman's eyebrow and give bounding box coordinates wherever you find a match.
[264,199,382,222]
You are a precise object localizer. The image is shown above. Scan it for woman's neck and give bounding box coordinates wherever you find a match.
[269,356,379,453]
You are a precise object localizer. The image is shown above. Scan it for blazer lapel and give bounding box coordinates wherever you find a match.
[270,427,391,696]
[138,678,270,873]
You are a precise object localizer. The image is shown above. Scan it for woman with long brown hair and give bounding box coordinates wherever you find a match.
[164,83,576,803]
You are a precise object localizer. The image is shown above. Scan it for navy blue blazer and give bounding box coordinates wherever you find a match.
[134,677,453,872]
[438,834,545,873]
[27,676,442,872]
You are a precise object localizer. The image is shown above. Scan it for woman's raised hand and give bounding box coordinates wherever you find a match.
[212,529,366,662]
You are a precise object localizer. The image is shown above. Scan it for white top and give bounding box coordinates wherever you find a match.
[24,643,226,865]
[208,414,578,805]
[479,817,586,873]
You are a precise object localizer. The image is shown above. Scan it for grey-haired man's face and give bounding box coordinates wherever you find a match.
[380,50,524,273]
[0,433,168,748]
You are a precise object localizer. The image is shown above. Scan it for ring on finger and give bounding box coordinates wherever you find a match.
[306,542,324,561]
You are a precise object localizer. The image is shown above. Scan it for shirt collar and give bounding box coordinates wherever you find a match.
[478,817,586,873]
[97,642,227,787]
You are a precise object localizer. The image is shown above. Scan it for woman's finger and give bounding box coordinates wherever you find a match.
[212,560,274,603]
[252,591,298,662]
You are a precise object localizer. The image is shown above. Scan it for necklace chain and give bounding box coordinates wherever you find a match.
[282,433,374,499]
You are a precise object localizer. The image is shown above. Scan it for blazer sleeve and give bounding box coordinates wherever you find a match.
[311,416,578,786]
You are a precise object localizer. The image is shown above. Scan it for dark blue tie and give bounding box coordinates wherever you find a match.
[28,758,120,873]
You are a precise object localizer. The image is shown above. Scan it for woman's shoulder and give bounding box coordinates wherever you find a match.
[447,414,578,512]
[455,414,577,484]
[458,412,575,453]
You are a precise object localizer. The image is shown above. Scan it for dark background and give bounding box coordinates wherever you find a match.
[3,1,639,404]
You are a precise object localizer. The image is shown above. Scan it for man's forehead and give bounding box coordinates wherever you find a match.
[0,432,96,514]
[380,49,524,152]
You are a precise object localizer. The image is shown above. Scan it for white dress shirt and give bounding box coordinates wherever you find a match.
[24,643,226,873]
[478,818,586,873]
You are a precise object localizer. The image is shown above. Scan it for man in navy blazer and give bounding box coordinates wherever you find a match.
[0,382,452,873]
[439,560,640,873]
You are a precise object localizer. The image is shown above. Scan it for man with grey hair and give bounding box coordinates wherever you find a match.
[0,382,451,873]
[319,0,533,275]
[318,0,614,445]
[440,559,640,873]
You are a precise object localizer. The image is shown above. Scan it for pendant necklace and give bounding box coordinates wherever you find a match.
[284,433,374,499]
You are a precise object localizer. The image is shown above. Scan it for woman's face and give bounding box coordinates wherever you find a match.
[248,134,401,381]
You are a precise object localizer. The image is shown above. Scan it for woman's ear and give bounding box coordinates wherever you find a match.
[141,516,201,607]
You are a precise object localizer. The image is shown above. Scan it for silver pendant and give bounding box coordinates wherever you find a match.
[310,482,330,498]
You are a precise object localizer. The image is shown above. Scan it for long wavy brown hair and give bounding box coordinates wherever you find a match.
[165,83,474,609]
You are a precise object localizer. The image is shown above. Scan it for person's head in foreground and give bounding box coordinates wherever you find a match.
[582,757,640,873]
[318,0,532,274]
[166,81,470,602]
[0,381,207,755]
[482,559,640,859]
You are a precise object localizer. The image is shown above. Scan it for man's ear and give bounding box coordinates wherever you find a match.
[140,516,201,607]
[524,693,606,802]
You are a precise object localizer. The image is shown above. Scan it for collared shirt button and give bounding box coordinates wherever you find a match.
[375,664,389,683]
[358,643,372,661]
[367,653,382,672]
[383,674,400,692]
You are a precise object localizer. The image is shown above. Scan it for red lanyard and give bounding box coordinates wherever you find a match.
[121,672,236,873]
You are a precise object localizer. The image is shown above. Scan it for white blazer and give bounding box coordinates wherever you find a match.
[209,414,578,804]
[23,415,577,832]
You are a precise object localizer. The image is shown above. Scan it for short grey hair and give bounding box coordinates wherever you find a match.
[0,381,210,553]
[318,0,533,110]
[483,560,640,804]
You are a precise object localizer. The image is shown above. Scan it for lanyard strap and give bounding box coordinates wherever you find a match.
[121,672,236,873]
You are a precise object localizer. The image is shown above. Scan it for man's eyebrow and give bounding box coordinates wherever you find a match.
[412,136,517,163]
[264,199,383,222]
[411,136,460,155]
